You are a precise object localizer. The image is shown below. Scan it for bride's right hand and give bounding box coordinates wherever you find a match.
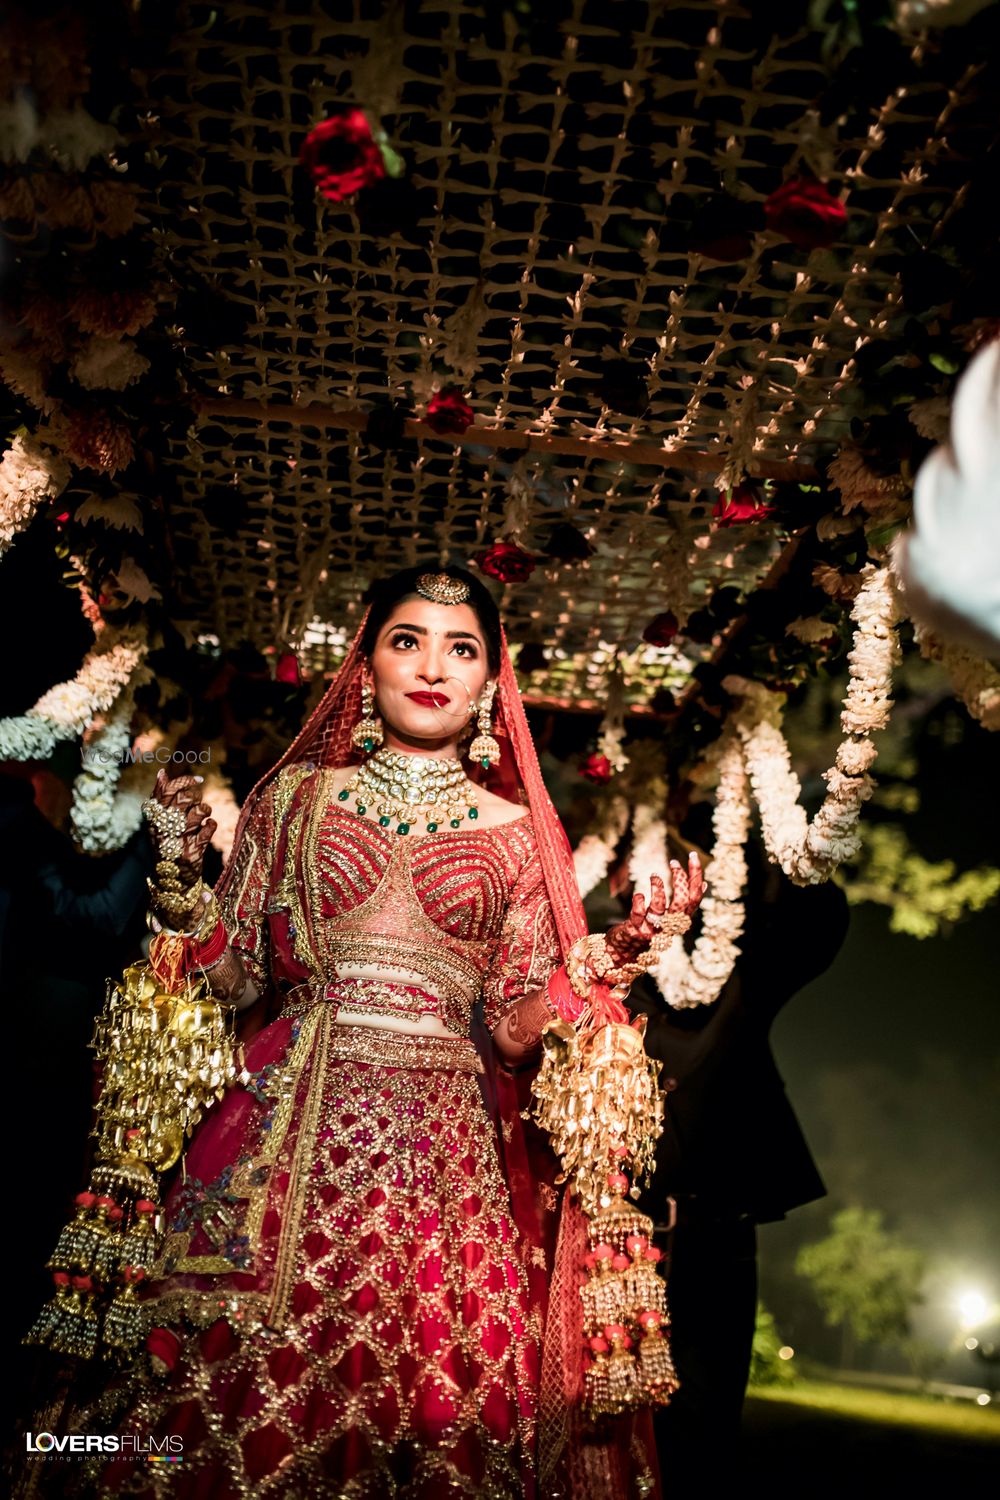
[149,769,217,889]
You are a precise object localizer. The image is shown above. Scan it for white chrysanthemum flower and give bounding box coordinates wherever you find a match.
[39,106,118,171]
[0,434,71,555]
[0,95,38,162]
[72,336,150,392]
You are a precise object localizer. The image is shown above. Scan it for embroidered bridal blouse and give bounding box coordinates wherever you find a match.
[217,762,563,1035]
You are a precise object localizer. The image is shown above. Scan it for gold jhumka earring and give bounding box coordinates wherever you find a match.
[350,677,384,753]
[467,678,500,769]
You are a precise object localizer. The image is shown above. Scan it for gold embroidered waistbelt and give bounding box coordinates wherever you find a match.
[321,934,483,1016]
[280,974,439,1019]
[276,979,484,1074]
[326,1021,485,1075]
[279,975,446,1025]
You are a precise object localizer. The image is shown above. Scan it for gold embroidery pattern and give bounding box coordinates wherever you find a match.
[278,975,449,1026]
[58,1038,542,1499]
[324,1020,486,1074]
[143,1009,323,1284]
[271,763,319,976]
[297,797,555,1039]
[215,773,288,994]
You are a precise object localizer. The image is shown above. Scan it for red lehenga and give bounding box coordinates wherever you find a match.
[19,617,662,1500]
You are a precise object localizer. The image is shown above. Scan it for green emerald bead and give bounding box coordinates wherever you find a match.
[363,738,374,752]
[427,821,438,832]
[356,804,366,815]
[337,789,349,801]
[379,815,391,827]
[450,818,461,828]
[480,757,490,768]
[468,807,478,819]
[397,822,410,835]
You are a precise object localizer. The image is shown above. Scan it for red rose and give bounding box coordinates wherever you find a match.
[642,611,679,647]
[764,178,847,250]
[580,753,613,785]
[299,109,386,204]
[474,541,536,583]
[147,1325,180,1375]
[712,484,778,528]
[275,651,301,685]
[424,386,475,435]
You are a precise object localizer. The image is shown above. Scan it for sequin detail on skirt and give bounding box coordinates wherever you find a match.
[48,1020,541,1500]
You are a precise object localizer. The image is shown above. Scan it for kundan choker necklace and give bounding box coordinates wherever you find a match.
[337,746,481,836]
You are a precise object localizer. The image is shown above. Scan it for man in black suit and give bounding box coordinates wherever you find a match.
[602,834,850,1479]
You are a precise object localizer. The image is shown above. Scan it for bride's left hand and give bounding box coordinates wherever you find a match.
[605,853,705,964]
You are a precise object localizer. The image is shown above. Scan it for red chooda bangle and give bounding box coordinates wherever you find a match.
[189,916,228,970]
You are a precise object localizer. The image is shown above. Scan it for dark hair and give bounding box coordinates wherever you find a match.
[360,566,502,676]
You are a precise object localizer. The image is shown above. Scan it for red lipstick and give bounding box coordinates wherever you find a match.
[405,691,450,707]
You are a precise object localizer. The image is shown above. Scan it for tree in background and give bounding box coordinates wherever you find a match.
[749,1301,796,1387]
[796,1207,926,1369]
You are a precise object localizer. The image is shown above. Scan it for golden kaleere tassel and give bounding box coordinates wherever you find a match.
[24,948,237,1362]
[531,1011,680,1417]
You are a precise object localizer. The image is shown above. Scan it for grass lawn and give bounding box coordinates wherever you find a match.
[742,1379,999,1483]
[748,1379,1000,1443]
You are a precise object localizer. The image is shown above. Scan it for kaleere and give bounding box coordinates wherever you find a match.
[24,954,238,1362]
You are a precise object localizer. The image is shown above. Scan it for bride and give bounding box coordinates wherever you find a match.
[19,565,702,1500]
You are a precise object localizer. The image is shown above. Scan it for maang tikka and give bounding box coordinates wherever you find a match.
[467,679,500,768]
[351,677,384,752]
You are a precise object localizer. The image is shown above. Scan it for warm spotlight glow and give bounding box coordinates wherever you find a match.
[956,1290,990,1327]
[778,1346,795,1361]
[976,1394,991,1407]
[965,1336,980,1351]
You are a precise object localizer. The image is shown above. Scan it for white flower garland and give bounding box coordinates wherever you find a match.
[0,432,71,556]
[574,796,629,898]
[648,730,750,1008]
[69,698,192,853]
[910,620,1000,732]
[70,690,145,852]
[627,800,672,900]
[0,626,149,761]
[724,564,901,885]
[596,660,629,773]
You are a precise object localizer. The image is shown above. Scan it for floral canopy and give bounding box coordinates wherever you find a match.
[1,0,999,877]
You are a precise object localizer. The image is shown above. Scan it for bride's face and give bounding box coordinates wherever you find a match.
[368,596,491,754]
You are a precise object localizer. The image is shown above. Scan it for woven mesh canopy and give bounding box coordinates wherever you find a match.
[126,0,997,702]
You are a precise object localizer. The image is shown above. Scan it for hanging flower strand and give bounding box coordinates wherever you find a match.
[725,564,901,886]
[649,729,750,1008]
[573,796,630,899]
[0,626,149,762]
